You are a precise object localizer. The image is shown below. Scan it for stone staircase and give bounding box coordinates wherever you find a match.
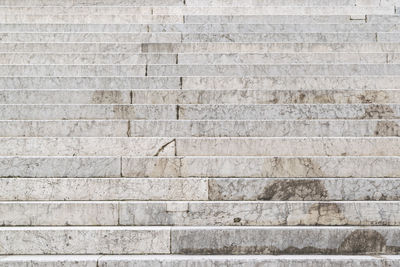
[1,0,400,266]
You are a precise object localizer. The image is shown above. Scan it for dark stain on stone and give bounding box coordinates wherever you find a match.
[306,203,346,225]
[233,218,241,223]
[362,104,394,119]
[338,230,387,254]
[92,90,123,104]
[374,121,400,136]
[258,179,328,201]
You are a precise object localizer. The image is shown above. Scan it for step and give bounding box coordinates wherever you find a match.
[0,156,121,178]
[0,43,143,53]
[177,104,400,120]
[0,53,177,64]
[0,65,146,77]
[0,6,394,15]
[184,15,364,23]
[0,77,180,89]
[129,119,400,137]
[170,226,400,254]
[0,226,170,255]
[0,15,184,23]
[0,33,182,43]
[181,76,400,90]
[0,178,208,201]
[129,89,400,104]
[0,89,132,104]
[122,156,400,178]
[209,178,400,201]
[0,137,176,156]
[1,201,399,226]
[186,0,394,6]
[3,23,400,33]
[0,0,184,6]
[147,64,400,76]
[143,43,400,53]
[0,120,129,137]
[0,105,176,120]
[2,255,400,267]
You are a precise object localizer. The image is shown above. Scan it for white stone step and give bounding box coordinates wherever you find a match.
[1,201,399,226]
[129,89,400,104]
[1,137,399,156]
[4,23,400,33]
[0,43,143,53]
[2,255,400,267]
[0,178,208,200]
[185,15,365,23]
[122,156,400,178]
[0,120,129,137]
[0,156,120,178]
[0,105,176,120]
[177,104,400,120]
[209,178,400,201]
[0,0,184,6]
[187,0,398,6]
[0,77,180,89]
[129,119,400,137]
[148,64,400,76]
[0,6,393,15]
[0,226,170,255]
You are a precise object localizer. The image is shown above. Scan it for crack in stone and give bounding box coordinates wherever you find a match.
[154,139,176,156]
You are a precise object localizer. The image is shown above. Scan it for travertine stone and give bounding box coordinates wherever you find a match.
[122,156,400,178]
[0,43,142,53]
[0,227,170,254]
[130,89,400,104]
[175,137,400,156]
[119,201,400,226]
[0,105,176,120]
[129,120,400,137]
[0,157,120,178]
[209,178,400,201]
[0,120,129,137]
[171,226,400,254]
[0,202,118,226]
[0,0,184,5]
[185,0,356,5]
[0,15,183,23]
[0,137,176,156]
[0,255,98,267]
[0,90,131,104]
[0,178,208,201]
[178,104,400,120]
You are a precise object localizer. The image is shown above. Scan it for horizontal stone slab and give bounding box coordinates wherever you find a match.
[131,89,400,104]
[0,202,118,226]
[0,89,131,104]
[185,15,361,23]
[119,201,400,226]
[129,119,400,137]
[186,0,357,6]
[171,226,400,254]
[178,104,400,120]
[0,156,120,178]
[0,226,170,254]
[0,77,180,89]
[0,0,184,5]
[0,33,181,43]
[143,43,400,53]
[0,120,129,137]
[0,178,208,201]
[176,137,400,156]
[181,76,400,90]
[148,64,400,76]
[122,156,400,178]
[181,33,377,43]
[0,105,176,120]
[0,137,176,156]
[0,43,142,53]
[0,53,176,65]
[367,14,400,23]
[0,65,145,77]
[0,15,183,23]
[0,255,98,267]
[209,178,400,201]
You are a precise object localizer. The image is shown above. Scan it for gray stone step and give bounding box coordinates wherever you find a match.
[0,120,129,137]
[0,0,184,6]
[4,89,400,104]
[4,23,400,33]
[122,156,400,178]
[1,201,400,226]
[209,178,400,201]
[0,226,170,255]
[130,89,400,104]
[177,104,400,120]
[0,105,176,120]
[148,64,400,76]
[0,77,180,89]
[187,0,398,6]
[0,178,208,201]
[0,43,142,53]
[2,255,400,267]
[129,119,400,137]
[185,15,364,23]
[0,15,183,23]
